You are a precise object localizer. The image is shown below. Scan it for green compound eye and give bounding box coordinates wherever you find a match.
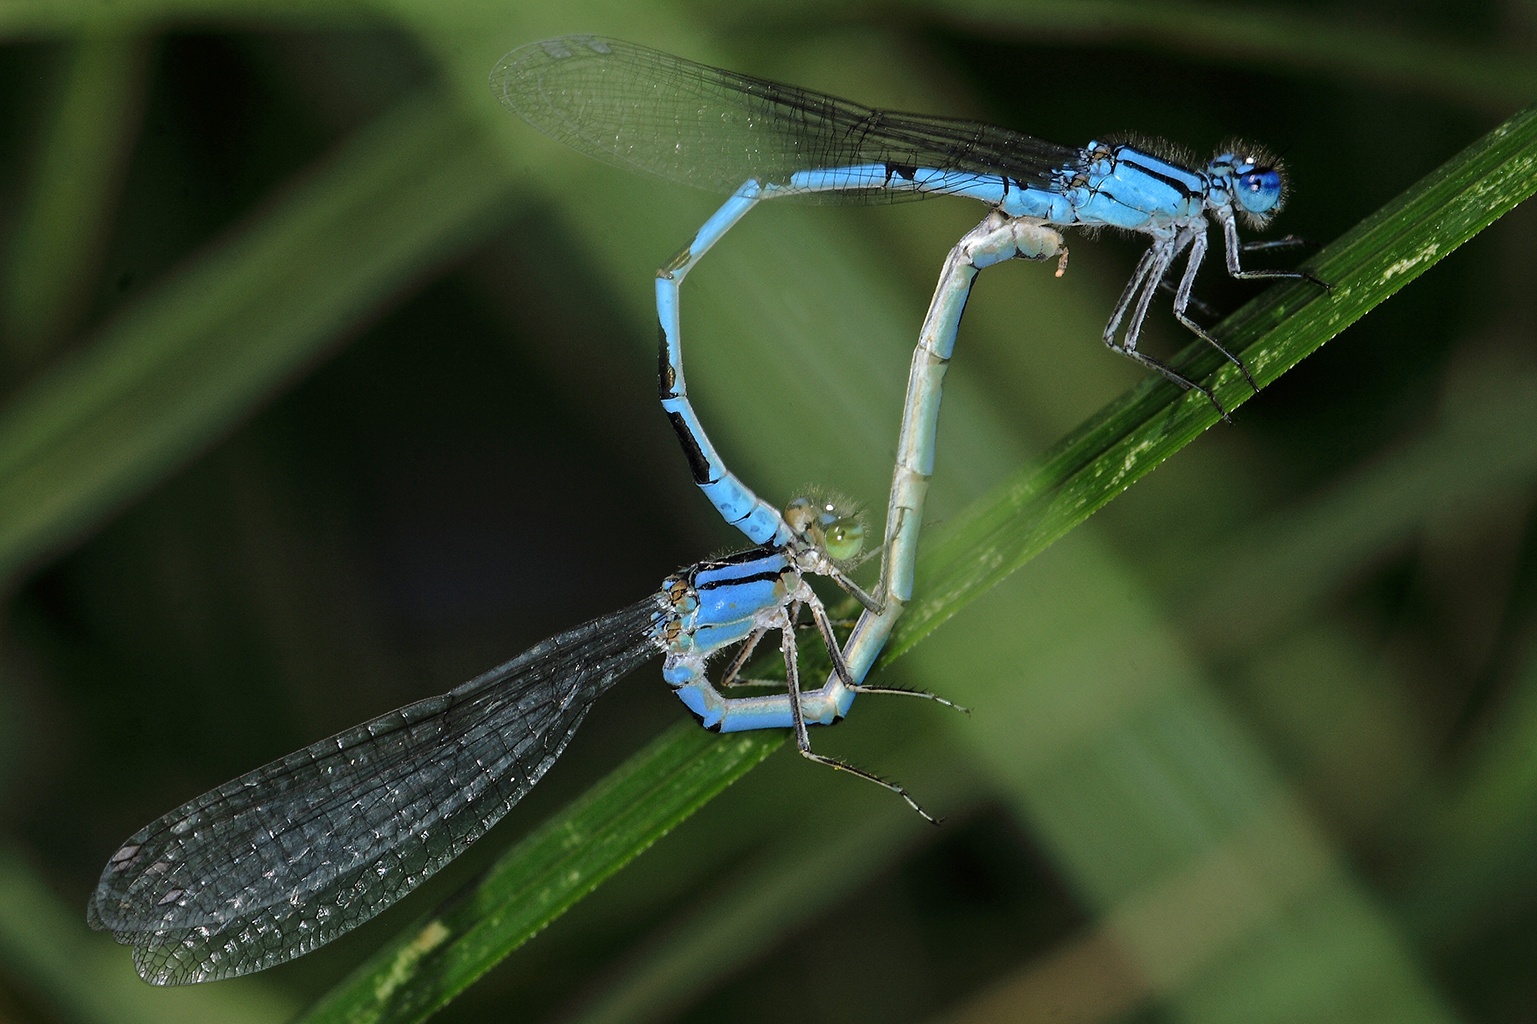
[782,496,864,558]
[821,515,864,560]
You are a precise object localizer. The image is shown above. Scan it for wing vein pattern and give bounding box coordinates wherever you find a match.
[491,36,1080,202]
[88,598,664,985]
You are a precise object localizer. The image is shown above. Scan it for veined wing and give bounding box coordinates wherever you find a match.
[491,35,1081,202]
[88,598,664,985]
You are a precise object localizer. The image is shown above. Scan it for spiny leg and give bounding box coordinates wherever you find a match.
[1172,309,1258,395]
[1237,264,1332,291]
[805,594,969,715]
[1240,234,1318,254]
[1162,227,1335,401]
[1120,233,1185,354]
[1102,241,1160,344]
[1161,237,1322,345]
[717,627,771,688]
[1161,216,1335,398]
[781,606,937,824]
[819,562,881,615]
[1105,238,1232,421]
[1158,275,1221,321]
[1117,340,1231,421]
[1221,214,1331,292]
[1170,228,1259,393]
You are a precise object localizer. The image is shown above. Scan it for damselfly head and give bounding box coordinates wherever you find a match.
[783,493,865,562]
[1211,141,1287,227]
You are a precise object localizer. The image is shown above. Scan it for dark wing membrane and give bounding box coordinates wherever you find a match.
[88,598,664,985]
[491,36,1081,202]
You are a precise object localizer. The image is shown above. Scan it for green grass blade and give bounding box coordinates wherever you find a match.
[884,98,1537,663]
[301,99,1534,1024]
[2,29,148,364]
[0,90,511,588]
[296,724,783,1024]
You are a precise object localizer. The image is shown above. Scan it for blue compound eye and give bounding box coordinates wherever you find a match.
[1237,167,1283,215]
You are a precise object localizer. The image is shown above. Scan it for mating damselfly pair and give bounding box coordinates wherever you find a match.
[89,35,1322,985]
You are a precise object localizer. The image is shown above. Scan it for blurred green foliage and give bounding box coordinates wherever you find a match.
[0,3,1533,1024]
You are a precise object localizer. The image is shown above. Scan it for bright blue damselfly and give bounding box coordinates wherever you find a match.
[493,35,1324,541]
[88,495,956,984]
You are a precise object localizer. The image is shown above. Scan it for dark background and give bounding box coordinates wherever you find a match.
[0,3,1533,1022]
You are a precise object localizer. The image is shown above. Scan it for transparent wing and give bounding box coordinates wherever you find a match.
[88,598,664,985]
[491,35,1081,202]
